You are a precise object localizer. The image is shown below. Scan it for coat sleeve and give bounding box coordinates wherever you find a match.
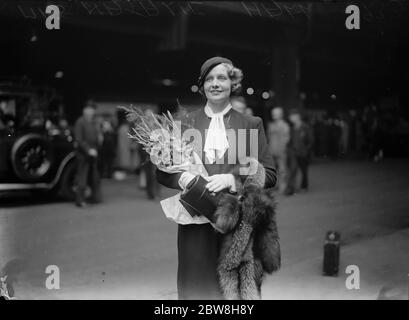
[156,169,183,190]
[253,117,277,189]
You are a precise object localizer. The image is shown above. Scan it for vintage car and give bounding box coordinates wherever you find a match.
[0,82,77,200]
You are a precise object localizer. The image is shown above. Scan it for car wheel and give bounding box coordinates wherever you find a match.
[11,134,54,182]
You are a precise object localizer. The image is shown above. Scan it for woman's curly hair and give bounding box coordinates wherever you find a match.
[199,63,244,96]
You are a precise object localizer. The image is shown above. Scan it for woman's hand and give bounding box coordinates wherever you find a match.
[206,174,236,193]
[178,172,196,190]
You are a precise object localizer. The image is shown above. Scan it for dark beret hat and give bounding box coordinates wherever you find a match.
[197,56,233,88]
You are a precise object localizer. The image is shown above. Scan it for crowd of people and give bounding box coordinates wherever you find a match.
[235,99,409,196]
[266,107,313,196]
[309,104,409,162]
[232,98,314,196]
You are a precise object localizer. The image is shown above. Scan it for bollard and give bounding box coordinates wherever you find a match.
[323,231,340,276]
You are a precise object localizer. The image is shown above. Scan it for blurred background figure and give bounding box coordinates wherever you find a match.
[231,96,253,116]
[230,96,247,114]
[115,109,133,180]
[327,116,341,160]
[99,120,116,178]
[267,106,290,193]
[74,101,103,207]
[367,104,385,162]
[58,118,70,131]
[58,118,69,130]
[58,118,73,138]
[285,109,314,196]
[139,107,160,200]
[244,107,253,116]
[0,109,6,130]
[311,113,323,157]
[339,113,350,157]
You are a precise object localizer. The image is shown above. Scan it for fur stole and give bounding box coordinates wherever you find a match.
[213,158,281,300]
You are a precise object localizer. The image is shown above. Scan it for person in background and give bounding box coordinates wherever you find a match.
[285,109,314,195]
[328,116,341,159]
[315,113,328,157]
[0,109,5,130]
[368,104,385,162]
[100,120,116,178]
[0,100,16,129]
[115,110,133,180]
[231,96,254,116]
[74,101,103,207]
[244,107,253,116]
[230,96,247,114]
[59,118,69,129]
[141,107,160,200]
[267,106,290,194]
[339,113,350,157]
[58,118,73,138]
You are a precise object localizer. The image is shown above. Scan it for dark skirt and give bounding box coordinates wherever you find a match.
[177,223,223,300]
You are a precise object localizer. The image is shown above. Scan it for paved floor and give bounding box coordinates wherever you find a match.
[1,159,409,300]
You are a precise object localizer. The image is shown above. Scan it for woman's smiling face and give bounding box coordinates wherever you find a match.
[203,64,232,104]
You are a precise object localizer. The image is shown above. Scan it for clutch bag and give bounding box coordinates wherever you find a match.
[179,175,223,223]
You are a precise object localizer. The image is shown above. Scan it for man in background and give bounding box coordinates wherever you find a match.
[267,106,290,193]
[0,109,5,130]
[99,120,116,178]
[285,109,314,195]
[74,101,103,207]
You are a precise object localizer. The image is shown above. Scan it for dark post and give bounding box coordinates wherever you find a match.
[323,231,340,276]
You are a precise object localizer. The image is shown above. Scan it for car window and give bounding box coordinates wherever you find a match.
[0,98,17,129]
[0,95,47,130]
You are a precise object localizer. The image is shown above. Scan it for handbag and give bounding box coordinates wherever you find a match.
[179,175,227,223]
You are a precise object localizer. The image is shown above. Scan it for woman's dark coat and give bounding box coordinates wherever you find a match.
[156,107,277,300]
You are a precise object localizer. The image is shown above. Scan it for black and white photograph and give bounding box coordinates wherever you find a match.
[1,0,409,303]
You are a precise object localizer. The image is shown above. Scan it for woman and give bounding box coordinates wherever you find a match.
[116,110,133,175]
[157,57,277,299]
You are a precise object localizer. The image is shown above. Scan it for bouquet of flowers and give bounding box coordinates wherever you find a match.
[120,106,193,172]
[120,105,210,225]
[0,275,15,300]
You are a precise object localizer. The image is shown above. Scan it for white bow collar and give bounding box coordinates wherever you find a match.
[203,103,232,164]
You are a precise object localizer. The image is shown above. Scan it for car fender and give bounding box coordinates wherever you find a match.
[52,151,76,188]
